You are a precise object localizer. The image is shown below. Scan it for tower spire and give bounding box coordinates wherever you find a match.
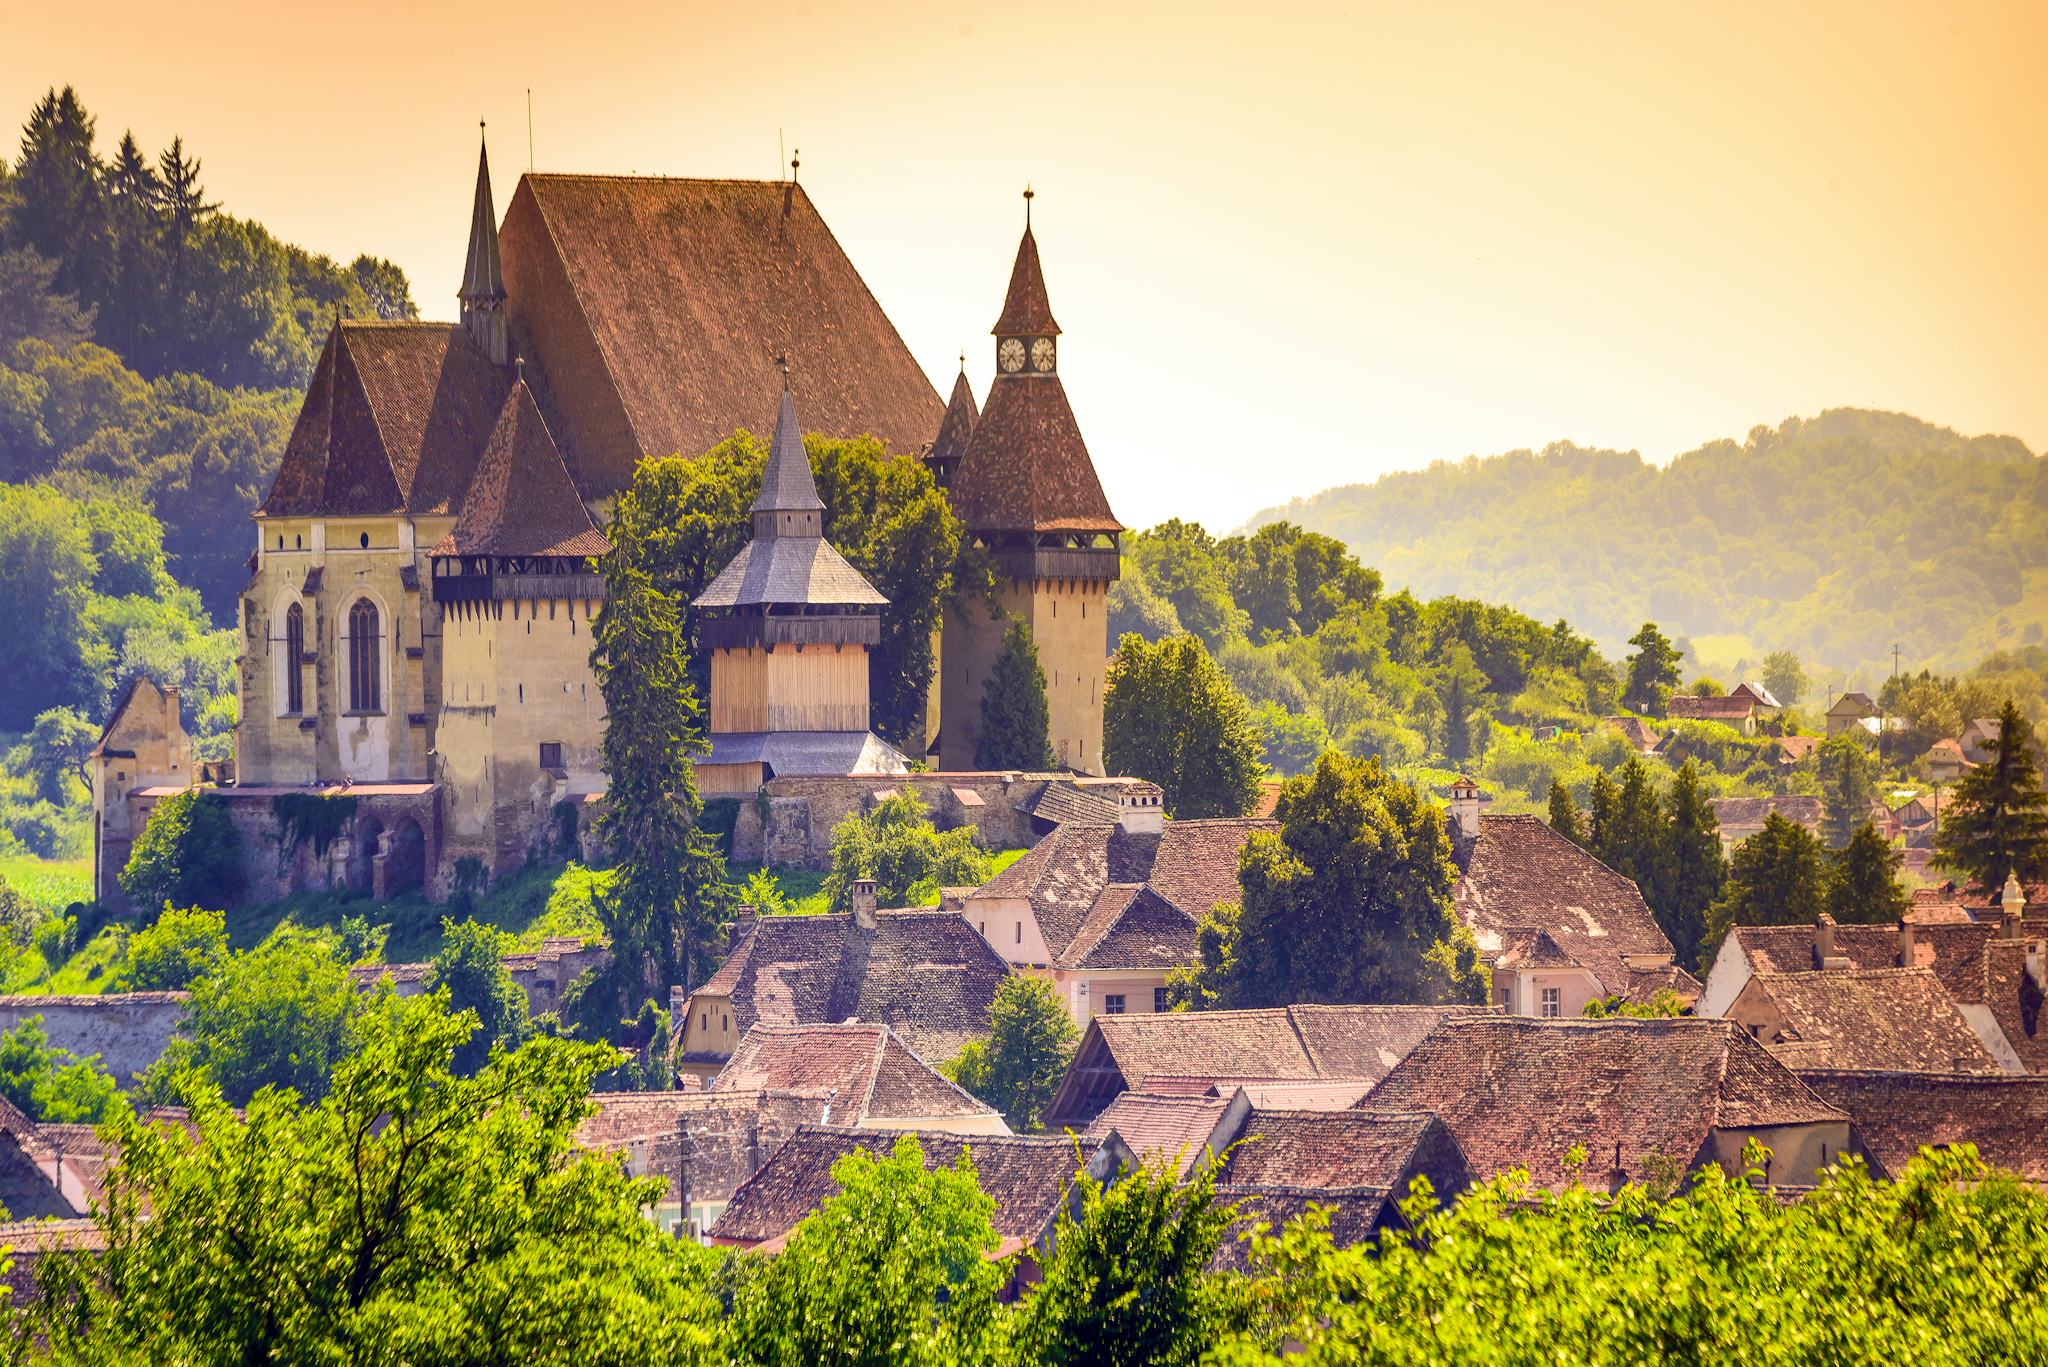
[751,373,825,538]
[460,124,510,365]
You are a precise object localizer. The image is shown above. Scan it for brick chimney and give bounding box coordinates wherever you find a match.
[1897,917,1917,968]
[851,879,877,930]
[675,1122,693,1240]
[668,985,687,1019]
[1813,913,1848,970]
[1118,782,1164,836]
[1449,776,1482,840]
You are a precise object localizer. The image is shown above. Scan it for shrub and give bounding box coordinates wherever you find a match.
[120,789,243,911]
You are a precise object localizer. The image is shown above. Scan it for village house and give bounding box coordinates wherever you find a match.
[1730,681,1783,719]
[1446,779,1697,1016]
[1356,1016,1853,1189]
[1722,966,2004,1075]
[1920,738,1970,784]
[1825,691,1880,737]
[675,882,1011,1081]
[1960,717,2004,765]
[1603,715,1660,755]
[1771,734,1820,768]
[1043,1003,1479,1130]
[1792,1071,2048,1185]
[960,785,1268,1025]
[1665,693,1759,733]
[705,1022,1007,1135]
[1705,793,1898,849]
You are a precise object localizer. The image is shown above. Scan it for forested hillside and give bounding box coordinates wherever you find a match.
[1249,409,2048,683]
[0,88,415,856]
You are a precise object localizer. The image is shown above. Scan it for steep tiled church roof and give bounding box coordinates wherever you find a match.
[430,382,608,559]
[261,322,510,518]
[993,222,1061,337]
[500,175,943,494]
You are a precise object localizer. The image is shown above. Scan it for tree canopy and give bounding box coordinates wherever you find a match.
[821,790,993,913]
[975,617,1055,771]
[947,975,1078,1133]
[1935,699,2048,891]
[1104,632,1265,820]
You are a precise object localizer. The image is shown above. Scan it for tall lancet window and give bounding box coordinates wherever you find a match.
[347,599,381,713]
[284,602,305,714]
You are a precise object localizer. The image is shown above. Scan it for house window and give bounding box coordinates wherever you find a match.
[284,602,305,714]
[1102,994,1126,1015]
[1540,987,1561,1018]
[539,741,564,769]
[1153,987,1168,1013]
[347,599,381,713]
[1015,922,1022,945]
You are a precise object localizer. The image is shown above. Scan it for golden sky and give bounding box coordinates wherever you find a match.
[10,0,2047,531]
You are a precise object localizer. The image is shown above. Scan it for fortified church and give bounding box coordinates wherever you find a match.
[90,138,1125,902]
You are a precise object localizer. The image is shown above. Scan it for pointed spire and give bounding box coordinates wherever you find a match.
[751,376,825,530]
[993,189,1060,338]
[461,125,510,365]
[928,366,979,471]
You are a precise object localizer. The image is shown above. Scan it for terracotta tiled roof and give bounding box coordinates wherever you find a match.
[1730,682,1782,709]
[1216,1109,1469,1195]
[430,381,608,558]
[1728,922,1998,1002]
[262,321,512,518]
[1019,782,1121,827]
[1794,1070,2048,1182]
[573,1088,837,1207]
[1453,815,1676,1000]
[499,175,942,494]
[1743,969,2002,1074]
[707,1023,996,1124]
[1667,695,1756,723]
[710,1126,1085,1245]
[686,911,1011,1065]
[1979,938,2048,1074]
[1061,884,1198,971]
[971,819,1271,959]
[1774,735,1821,763]
[1209,1187,1391,1273]
[1225,1081,1376,1109]
[1082,1092,1234,1176]
[1358,1017,1846,1190]
[1603,716,1660,753]
[949,373,1120,535]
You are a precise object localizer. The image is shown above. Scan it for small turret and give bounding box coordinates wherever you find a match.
[460,127,509,366]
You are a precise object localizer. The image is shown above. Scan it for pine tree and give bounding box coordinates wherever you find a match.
[586,555,731,1022]
[1443,674,1472,763]
[1935,699,2048,892]
[1624,622,1682,717]
[1603,758,1671,911]
[1660,761,1725,968]
[1817,733,1876,849]
[1587,768,1619,857]
[10,88,111,304]
[1547,778,1586,847]
[1703,812,1832,964]
[975,617,1055,770]
[1827,821,1909,925]
[97,131,161,359]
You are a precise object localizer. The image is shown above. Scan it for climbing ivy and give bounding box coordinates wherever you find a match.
[271,793,360,858]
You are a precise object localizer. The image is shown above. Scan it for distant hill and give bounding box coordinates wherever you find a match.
[1248,409,2048,685]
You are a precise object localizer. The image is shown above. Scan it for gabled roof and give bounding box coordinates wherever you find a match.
[1794,1070,2048,1183]
[708,1023,996,1124]
[1727,921,1999,1002]
[90,675,173,758]
[1730,681,1781,709]
[1061,884,1198,971]
[1453,815,1676,999]
[1217,1109,1469,1195]
[572,1088,835,1206]
[1709,795,1825,830]
[1358,1017,1846,1190]
[1667,695,1757,724]
[686,911,1011,1065]
[1209,1187,1393,1273]
[499,175,942,494]
[430,381,608,558]
[927,368,979,466]
[1828,692,1878,716]
[1082,1092,1237,1176]
[1740,969,2003,1074]
[710,1125,1090,1245]
[261,321,512,518]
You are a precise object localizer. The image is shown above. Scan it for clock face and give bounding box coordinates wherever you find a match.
[1030,337,1056,372]
[998,337,1026,373]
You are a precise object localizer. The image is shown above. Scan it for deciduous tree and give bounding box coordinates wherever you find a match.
[119,788,244,912]
[822,790,992,913]
[948,976,1077,1132]
[1104,632,1264,819]
[430,918,533,1074]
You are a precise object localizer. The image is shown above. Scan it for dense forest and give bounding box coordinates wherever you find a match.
[1249,408,2048,684]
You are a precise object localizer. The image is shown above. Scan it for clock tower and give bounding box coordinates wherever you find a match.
[938,192,1121,773]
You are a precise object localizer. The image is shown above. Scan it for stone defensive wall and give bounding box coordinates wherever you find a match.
[0,993,188,1088]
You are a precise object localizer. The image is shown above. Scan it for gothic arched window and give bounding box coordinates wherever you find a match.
[284,602,305,714]
[347,599,381,713]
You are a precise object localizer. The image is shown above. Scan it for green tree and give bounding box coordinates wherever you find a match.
[587,551,730,1018]
[1013,1152,1238,1367]
[0,1015,124,1122]
[0,246,94,351]
[1660,761,1725,968]
[118,788,244,912]
[1828,822,1909,925]
[41,991,723,1365]
[119,904,227,991]
[1624,622,1682,717]
[10,88,110,305]
[1174,752,1487,1009]
[1254,701,1330,779]
[1761,650,1808,707]
[726,1133,1005,1367]
[144,927,360,1107]
[948,976,1077,1132]
[822,790,992,913]
[1597,758,1670,909]
[1935,699,2048,891]
[1586,767,1618,854]
[1547,777,1586,847]
[975,617,1055,770]
[0,481,103,726]
[1703,813,1833,960]
[1817,733,1877,849]
[1127,520,1245,648]
[430,919,533,1075]
[1104,632,1264,819]
[17,704,95,804]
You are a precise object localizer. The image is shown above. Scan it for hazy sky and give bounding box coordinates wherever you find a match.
[11,1,2047,532]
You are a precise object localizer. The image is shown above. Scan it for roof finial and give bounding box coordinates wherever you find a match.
[791,149,800,183]
[1023,184,1033,228]
[775,352,790,391]
[958,349,966,373]
[515,353,526,383]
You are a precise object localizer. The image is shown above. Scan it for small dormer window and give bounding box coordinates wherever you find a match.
[359,532,370,549]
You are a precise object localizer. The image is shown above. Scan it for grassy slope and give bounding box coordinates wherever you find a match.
[0,856,92,915]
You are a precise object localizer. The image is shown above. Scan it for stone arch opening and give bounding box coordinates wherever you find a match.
[384,816,426,896]
[347,815,386,894]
